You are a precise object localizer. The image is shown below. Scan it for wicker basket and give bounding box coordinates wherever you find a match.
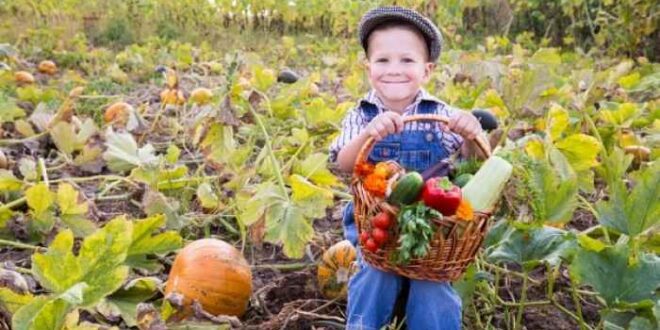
[352,114,492,282]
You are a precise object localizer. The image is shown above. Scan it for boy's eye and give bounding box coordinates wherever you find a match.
[402,58,415,63]
[376,58,388,63]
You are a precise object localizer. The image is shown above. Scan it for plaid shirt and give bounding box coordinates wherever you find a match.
[329,89,464,163]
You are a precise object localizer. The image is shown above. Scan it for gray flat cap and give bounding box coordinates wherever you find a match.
[358,6,443,62]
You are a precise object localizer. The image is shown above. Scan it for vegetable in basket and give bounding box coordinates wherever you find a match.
[395,203,441,264]
[461,156,513,212]
[421,176,462,216]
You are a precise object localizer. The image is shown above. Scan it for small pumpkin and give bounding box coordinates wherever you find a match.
[160,88,186,105]
[38,60,57,75]
[164,239,252,317]
[104,102,133,126]
[190,87,213,105]
[14,71,34,85]
[317,240,357,299]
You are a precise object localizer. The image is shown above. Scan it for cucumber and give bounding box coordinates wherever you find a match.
[388,172,424,206]
[453,173,473,188]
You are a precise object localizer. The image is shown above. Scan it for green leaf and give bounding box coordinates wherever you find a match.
[141,189,184,229]
[289,174,333,218]
[57,183,95,237]
[555,134,601,171]
[264,200,313,259]
[31,217,132,306]
[0,169,23,191]
[618,73,641,90]
[103,128,159,172]
[598,160,660,237]
[577,234,607,252]
[304,98,344,128]
[570,243,660,306]
[105,277,161,327]
[235,182,285,227]
[126,215,182,271]
[252,65,275,91]
[486,226,573,271]
[0,94,26,122]
[26,183,54,215]
[12,296,70,330]
[165,144,181,164]
[624,162,660,236]
[50,122,76,158]
[600,103,639,126]
[530,48,561,66]
[0,287,34,313]
[293,153,339,187]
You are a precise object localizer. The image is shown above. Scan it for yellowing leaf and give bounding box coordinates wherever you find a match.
[165,145,180,164]
[0,287,34,313]
[600,103,639,126]
[0,169,23,191]
[126,215,182,271]
[294,153,339,187]
[555,134,602,171]
[26,183,54,215]
[525,139,545,159]
[618,72,640,89]
[12,295,70,330]
[57,184,88,216]
[546,104,569,141]
[31,217,132,306]
[289,174,333,218]
[50,122,76,157]
[196,183,220,210]
[252,66,276,91]
[530,48,561,66]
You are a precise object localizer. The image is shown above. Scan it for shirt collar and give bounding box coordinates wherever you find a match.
[360,89,441,114]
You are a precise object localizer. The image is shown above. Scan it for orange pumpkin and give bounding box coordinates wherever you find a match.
[14,71,34,85]
[190,87,213,105]
[160,88,186,105]
[164,239,252,317]
[317,240,357,299]
[104,102,133,126]
[38,60,57,75]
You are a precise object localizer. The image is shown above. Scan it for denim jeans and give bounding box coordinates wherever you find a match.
[343,203,462,330]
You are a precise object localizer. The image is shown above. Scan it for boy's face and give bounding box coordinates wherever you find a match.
[365,27,434,110]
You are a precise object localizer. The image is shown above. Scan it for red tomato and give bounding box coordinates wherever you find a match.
[359,231,370,244]
[372,212,392,229]
[364,238,378,253]
[372,228,388,245]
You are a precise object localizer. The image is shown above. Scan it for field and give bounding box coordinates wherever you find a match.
[0,1,658,329]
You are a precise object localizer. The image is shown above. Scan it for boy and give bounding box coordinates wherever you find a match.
[328,6,489,330]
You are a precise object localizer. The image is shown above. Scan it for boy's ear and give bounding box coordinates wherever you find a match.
[423,62,435,81]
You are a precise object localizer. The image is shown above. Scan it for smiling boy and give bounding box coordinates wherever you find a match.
[329,6,489,330]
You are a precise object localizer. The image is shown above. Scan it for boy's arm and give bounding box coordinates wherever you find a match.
[336,130,372,173]
[335,111,404,173]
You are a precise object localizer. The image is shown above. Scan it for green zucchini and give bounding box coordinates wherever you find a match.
[387,172,424,206]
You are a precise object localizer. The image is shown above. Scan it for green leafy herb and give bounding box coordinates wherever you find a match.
[395,203,441,264]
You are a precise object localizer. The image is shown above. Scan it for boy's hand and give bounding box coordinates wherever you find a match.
[366,112,404,141]
[448,111,482,140]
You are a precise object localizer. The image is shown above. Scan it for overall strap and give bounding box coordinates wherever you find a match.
[417,99,438,115]
[359,100,380,122]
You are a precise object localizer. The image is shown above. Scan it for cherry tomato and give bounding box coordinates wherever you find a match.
[364,238,378,253]
[372,228,388,245]
[359,231,370,244]
[372,212,392,229]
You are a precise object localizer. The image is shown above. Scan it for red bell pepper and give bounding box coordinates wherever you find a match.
[421,177,462,216]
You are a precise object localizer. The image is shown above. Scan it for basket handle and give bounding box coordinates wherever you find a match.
[354,114,492,170]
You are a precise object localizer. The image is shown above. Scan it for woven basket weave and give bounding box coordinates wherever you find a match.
[351,114,492,282]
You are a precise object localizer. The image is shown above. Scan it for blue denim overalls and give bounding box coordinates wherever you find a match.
[343,100,462,330]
